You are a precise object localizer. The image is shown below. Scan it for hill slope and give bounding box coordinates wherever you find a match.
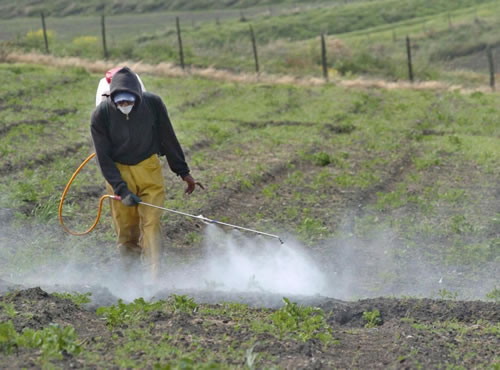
[0,0,328,18]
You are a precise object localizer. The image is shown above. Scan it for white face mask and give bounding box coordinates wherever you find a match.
[118,105,133,115]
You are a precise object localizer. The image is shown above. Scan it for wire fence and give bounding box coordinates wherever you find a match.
[6,6,500,89]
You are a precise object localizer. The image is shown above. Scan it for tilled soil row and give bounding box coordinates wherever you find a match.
[0,142,86,176]
[0,284,498,369]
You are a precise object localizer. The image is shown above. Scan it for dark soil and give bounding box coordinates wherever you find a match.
[0,283,498,369]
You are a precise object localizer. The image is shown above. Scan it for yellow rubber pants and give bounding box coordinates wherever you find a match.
[106,154,165,282]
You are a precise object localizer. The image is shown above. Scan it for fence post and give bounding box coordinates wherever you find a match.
[101,15,108,59]
[406,36,414,83]
[321,33,328,81]
[249,24,259,74]
[176,16,185,70]
[40,11,49,54]
[447,13,452,29]
[487,46,495,91]
[392,28,397,42]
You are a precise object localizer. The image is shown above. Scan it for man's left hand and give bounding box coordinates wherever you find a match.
[183,174,205,195]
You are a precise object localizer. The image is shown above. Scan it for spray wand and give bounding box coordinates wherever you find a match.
[59,153,284,244]
[113,196,283,244]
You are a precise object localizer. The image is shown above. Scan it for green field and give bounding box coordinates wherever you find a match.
[0,62,499,295]
[0,60,499,368]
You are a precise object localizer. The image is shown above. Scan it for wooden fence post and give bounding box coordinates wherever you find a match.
[487,46,495,91]
[40,11,49,54]
[321,33,328,81]
[176,16,185,70]
[406,36,414,83]
[101,15,108,59]
[249,24,259,74]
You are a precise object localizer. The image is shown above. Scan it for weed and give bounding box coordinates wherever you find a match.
[245,342,260,370]
[312,152,332,166]
[437,288,458,300]
[185,231,202,245]
[262,183,280,199]
[485,287,500,302]
[32,196,60,223]
[363,309,382,328]
[298,217,327,240]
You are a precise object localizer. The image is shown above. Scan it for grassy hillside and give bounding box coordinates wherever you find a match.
[2,0,500,84]
[0,0,329,18]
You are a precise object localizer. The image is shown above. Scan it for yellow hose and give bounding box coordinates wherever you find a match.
[58,152,115,236]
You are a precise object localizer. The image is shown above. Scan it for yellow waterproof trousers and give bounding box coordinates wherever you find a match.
[106,154,165,282]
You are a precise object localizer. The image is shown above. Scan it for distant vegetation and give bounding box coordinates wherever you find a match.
[1,0,499,84]
[0,0,329,18]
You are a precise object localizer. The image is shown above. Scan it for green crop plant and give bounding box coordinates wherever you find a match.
[169,294,198,314]
[0,321,18,354]
[97,298,164,327]
[363,309,382,328]
[263,298,333,343]
[0,302,17,318]
[0,321,81,359]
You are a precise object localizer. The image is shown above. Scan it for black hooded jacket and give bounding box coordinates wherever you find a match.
[90,67,190,197]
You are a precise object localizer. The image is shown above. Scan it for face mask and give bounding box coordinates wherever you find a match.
[118,105,133,115]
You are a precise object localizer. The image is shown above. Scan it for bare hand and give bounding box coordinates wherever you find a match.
[183,174,205,195]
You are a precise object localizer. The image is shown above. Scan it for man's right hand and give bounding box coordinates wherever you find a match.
[122,193,142,207]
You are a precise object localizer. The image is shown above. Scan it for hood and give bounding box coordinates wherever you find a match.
[109,67,142,105]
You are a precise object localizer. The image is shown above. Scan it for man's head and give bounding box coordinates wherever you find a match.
[109,67,142,107]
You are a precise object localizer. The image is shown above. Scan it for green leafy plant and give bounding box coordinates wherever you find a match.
[170,294,198,314]
[20,324,82,359]
[0,302,17,318]
[363,309,382,328]
[0,321,81,359]
[0,321,18,354]
[97,298,163,327]
[269,298,333,343]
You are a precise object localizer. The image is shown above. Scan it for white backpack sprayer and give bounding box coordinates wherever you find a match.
[58,68,283,244]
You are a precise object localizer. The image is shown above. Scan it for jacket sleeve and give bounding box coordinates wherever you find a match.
[153,95,190,178]
[90,105,131,197]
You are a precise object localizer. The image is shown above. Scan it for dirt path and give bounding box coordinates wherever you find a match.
[5,51,492,93]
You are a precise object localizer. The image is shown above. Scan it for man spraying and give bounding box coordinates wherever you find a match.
[90,67,202,282]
